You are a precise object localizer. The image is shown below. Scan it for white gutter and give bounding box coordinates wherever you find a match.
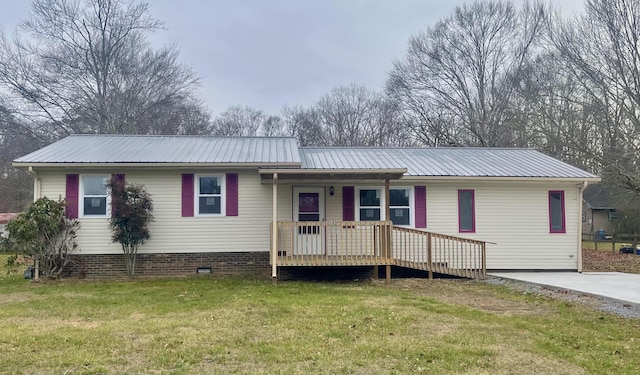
[401,175,602,183]
[271,173,278,280]
[258,168,408,176]
[577,181,588,272]
[27,166,41,201]
[13,162,302,169]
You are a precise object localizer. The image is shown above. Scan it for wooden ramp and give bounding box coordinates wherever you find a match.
[274,221,486,280]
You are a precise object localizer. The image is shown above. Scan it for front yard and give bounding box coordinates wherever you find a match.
[1,264,639,374]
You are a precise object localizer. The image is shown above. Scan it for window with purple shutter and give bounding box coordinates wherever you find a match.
[414,186,426,228]
[342,186,355,221]
[65,174,79,219]
[181,174,194,217]
[111,174,125,215]
[458,190,475,233]
[549,190,566,233]
[226,173,238,216]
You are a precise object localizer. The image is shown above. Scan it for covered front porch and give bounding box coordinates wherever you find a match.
[260,168,487,281]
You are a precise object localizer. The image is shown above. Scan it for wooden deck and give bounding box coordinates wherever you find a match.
[272,221,486,280]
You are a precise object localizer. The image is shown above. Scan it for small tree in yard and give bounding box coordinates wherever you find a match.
[2,197,79,278]
[108,176,153,277]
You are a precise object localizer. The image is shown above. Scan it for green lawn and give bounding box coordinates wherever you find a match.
[1,268,639,374]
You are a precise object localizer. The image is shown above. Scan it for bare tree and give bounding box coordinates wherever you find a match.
[283,84,410,147]
[551,0,640,194]
[0,0,209,137]
[282,105,326,146]
[0,102,50,211]
[388,1,547,147]
[211,106,267,136]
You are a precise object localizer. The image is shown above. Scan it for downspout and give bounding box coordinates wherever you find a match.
[577,181,588,273]
[27,166,41,281]
[27,166,41,202]
[271,173,278,280]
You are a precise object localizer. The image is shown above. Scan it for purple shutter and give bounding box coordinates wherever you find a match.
[415,186,426,228]
[111,174,125,215]
[226,173,238,216]
[182,174,194,217]
[65,174,79,219]
[343,186,355,221]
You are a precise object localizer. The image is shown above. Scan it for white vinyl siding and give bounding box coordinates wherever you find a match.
[36,171,581,270]
[38,169,274,255]
[424,182,579,270]
[321,181,580,270]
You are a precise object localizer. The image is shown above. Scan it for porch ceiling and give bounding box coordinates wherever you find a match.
[258,168,407,181]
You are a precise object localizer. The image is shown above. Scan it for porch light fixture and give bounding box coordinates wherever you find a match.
[329,186,335,196]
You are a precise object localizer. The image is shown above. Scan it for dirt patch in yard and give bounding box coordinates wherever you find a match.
[389,278,553,316]
[582,248,640,274]
[0,292,38,305]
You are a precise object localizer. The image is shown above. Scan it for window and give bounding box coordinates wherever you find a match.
[458,190,475,232]
[389,188,410,226]
[549,191,565,233]
[608,210,619,221]
[355,187,413,225]
[197,175,224,215]
[358,189,381,221]
[582,212,587,222]
[81,175,109,217]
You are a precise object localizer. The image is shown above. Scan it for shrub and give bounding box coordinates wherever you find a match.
[2,197,79,278]
[107,176,153,277]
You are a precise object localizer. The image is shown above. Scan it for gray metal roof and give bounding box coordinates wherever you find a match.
[299,147,599,179]
[15,135,599,179]
[14,135,301,165]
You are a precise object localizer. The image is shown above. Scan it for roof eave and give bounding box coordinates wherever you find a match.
[13,162,303,169]
[259,168,408,181]
[400,175,601,183]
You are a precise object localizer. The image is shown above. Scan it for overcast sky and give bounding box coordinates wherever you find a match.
[0,0,585,115]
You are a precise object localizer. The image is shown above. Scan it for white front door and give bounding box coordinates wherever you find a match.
[293,187,325,255]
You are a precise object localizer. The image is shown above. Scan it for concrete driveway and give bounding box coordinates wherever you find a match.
[489,272,640,306]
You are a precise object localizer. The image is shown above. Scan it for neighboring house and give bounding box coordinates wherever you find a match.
[13,135,600,278]
[582,184,618,239]
[0,213,19,237]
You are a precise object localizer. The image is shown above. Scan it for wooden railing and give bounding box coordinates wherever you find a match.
[392,227,486,279]
[275,221,392,266]
[272,221,486,279]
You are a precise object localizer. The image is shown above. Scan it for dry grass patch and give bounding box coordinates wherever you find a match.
[392,278,553,316]
[0,273,639,374]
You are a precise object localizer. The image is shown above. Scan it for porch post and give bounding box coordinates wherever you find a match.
[384,178,391,284]
[271,173,278,280]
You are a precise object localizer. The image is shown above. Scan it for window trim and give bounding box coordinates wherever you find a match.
[548,190,566,234]
[389,187,413,227]
[458,189,476,233]
[608,210,619,222]
[356,187,383,222]
[195,174,226,216]
[79,174,110,218]
[354,186,414,226]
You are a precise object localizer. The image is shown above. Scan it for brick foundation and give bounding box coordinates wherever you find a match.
[67,252,270,278]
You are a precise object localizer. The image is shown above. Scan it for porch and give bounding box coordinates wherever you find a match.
[271,221,486,281]
[260,168,486,281]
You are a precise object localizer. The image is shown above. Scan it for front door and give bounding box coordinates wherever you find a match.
[293,187,325,255]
